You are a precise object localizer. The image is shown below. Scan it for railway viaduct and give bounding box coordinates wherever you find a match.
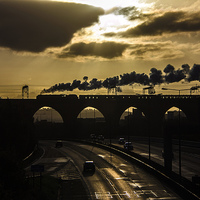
[1,94,199,130]
[0,94,200,171]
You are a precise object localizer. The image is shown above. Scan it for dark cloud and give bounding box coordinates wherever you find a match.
[160,52,183,60]
[128,43,183,60]
[116,6,138,17]
[115,6,154,21]
[58,42,129,59]
[103,32,117,37]
[0,1,104,52]
[105,11,200,38]
[130,44,162,56]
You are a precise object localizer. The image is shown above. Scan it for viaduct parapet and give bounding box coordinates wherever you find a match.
[1,94,200,137]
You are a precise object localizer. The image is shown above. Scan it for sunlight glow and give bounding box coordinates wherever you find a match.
[71,12,139,44]
[51,0,154,58]
[99,14,131,32]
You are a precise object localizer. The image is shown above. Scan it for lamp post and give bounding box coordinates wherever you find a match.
[128,107,130,145]
[162,87,189,178]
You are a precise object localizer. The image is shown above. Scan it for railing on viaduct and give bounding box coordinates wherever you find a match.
[1,94,200,130]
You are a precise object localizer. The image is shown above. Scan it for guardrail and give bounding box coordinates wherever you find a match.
[118,136,200,148]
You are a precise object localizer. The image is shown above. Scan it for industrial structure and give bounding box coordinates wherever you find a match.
[22,85,29,99]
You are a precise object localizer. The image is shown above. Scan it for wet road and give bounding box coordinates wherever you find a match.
[27,140,183,199]
[66,141,182,199]
[110,139,200,181]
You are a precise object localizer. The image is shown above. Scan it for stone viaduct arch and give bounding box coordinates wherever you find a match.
[0,95,200,171]
[1,95,200,136]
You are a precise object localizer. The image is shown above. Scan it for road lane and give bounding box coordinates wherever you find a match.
[25,141,90,200]
[62,144,130,199]
[64,141,182,200]
[25,140,183,199]
[111,139,200,181]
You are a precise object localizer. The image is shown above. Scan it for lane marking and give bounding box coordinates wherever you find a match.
[99,168,123,199]
[148,198,178,199]
[98,154,105,158]
[95,192,113,199]
[121,191,131,198]
[94,191,132,199]
[115,177,129,180]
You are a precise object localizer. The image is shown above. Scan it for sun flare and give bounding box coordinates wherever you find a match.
[52,0,152,44]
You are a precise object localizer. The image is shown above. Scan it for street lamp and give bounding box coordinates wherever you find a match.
[162,87,194,95]
[161,87,186,95]
[162,86,197,177]
[162,87,185,178]
[128,107,130,145]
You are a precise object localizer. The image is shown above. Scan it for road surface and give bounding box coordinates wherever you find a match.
[26,140,183,199]
[110,138,200,181]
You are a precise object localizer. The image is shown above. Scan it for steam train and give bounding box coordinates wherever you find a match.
[36,94,78,99]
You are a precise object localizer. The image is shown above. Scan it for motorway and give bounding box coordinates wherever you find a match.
[26,140,183,200]
[110,138,200,181]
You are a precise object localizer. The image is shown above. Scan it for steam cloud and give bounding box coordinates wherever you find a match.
[41,64,200,94]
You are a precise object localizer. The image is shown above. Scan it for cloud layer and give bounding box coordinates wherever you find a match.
[58,42,129,59]
[105,11,200,37]
[0,1,104,52]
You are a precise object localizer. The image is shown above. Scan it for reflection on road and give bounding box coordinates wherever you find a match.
[63,141,182,200]
[25,140,183,199]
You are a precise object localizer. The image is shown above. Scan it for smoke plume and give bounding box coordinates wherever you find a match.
[41,64,200,94]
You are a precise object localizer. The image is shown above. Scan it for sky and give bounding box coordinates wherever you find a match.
[0,0,200,98]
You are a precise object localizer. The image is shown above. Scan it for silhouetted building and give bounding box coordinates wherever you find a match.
[165,110,186,120]
[124,108,144,120]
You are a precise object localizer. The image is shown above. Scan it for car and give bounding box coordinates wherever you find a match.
[90,134,96,140]
[83,161,95,173]
[55,140,63,148]
[124,142,133,150]
[118,138,125,144]
[97,135,104,141]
